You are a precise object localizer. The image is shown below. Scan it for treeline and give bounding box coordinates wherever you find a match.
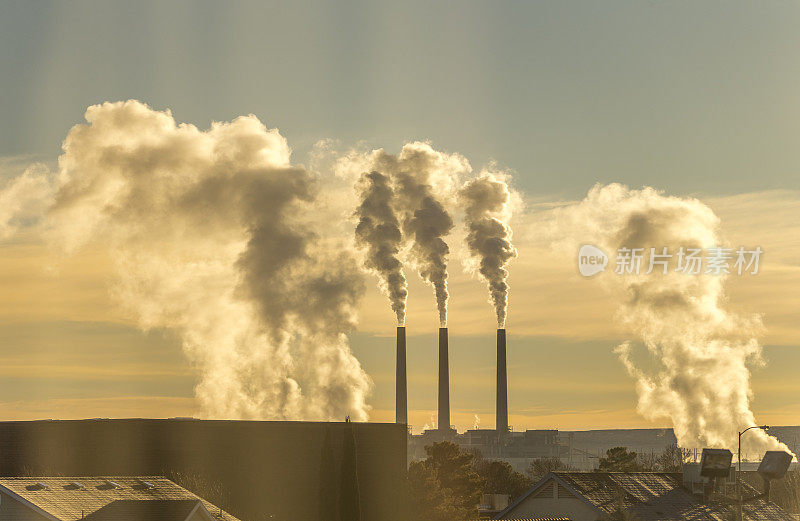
[406,442,692,521]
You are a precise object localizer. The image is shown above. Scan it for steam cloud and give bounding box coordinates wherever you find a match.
[354,171,408,325]
[554,183,792,455]
[362,142,468,326]
[459,172,517,327]
[7,100,371,421]
[0,164,53,240]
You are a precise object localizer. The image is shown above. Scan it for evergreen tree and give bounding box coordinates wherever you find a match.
[599,447,642,472]
[473,458,532,500]
[407,441,483,520]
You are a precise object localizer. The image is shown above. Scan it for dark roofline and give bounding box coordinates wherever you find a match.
[493,473,603,520]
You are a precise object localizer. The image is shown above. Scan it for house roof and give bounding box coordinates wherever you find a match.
[496,472,795,521]
[0,476,240,521]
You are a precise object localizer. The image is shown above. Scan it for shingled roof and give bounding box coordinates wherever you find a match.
[0,476,241,521]
[496,472,795,521]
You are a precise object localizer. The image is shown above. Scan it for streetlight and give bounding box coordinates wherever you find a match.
[739,425,769,471]
[737,425,769,521]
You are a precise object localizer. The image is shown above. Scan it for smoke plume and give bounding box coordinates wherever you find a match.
[459,172,517,327]
[553,183,791,455]
[0,163,54,240]
[365,142,468,326]
[354,171,408,325]
[22,100,371,421]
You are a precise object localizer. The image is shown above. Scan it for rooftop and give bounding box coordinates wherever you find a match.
[0,476,240,521]
[497,471,795,521]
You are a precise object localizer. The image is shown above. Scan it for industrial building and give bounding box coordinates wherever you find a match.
[404,328,569,472]
[0,419,407,521]
[408,428,567,472]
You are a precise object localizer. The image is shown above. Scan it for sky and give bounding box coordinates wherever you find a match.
[0,0,799,432]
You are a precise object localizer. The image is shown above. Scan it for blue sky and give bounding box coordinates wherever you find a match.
[3,1,800,197]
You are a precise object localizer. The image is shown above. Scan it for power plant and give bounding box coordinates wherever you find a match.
[403,326,568,469]
[396,326,511,437]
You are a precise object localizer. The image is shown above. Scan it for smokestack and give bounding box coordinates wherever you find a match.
[396,326,407,425]
[496,328,508,434]
[438,327,450,431]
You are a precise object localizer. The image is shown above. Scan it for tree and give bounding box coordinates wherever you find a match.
[408,460,468,521]
[473,458,532,500]
[527,457,570,482]
[599,447,642,472]
[635,451,657,471]
[407,441,484,521]
[655,444,688,472]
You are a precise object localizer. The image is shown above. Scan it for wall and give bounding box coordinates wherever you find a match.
[0,419,407,521]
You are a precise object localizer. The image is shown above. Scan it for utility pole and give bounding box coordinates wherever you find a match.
[737,425,769,521]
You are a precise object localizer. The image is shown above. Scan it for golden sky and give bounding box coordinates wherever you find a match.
[1,185,797,432]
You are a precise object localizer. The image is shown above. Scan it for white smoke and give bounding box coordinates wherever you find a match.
[354,171,408,325]
[10,100,371,421]
[552,183,792,455]
[0,163,55,240]
[459,171,517,327]
[348,142,469,326]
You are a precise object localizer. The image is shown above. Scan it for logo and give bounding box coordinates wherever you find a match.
[578,244,608,277]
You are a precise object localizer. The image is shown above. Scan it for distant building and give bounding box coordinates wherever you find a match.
[409,429,566,473]
[494,471,795,521]
[0,476,238,521]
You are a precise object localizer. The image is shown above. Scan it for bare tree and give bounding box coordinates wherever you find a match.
[527,457,571,482]
[636,452,657,472]
[655,444,690,472]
